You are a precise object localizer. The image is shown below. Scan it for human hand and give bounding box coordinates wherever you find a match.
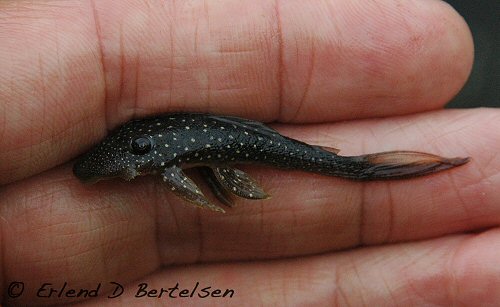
[1,0,492,305]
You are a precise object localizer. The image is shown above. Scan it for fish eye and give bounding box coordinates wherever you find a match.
[130,135,154,155]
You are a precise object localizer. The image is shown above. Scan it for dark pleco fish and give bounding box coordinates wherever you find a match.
[73,113,469,213]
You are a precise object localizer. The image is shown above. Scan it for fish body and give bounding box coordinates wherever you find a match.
[73,113,469,212]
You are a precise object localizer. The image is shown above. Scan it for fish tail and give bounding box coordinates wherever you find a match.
[331,151,470,180]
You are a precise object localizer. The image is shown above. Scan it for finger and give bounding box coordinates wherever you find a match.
[1,107,498,290]
[0,173,161,304]
[79,231,500,306]
[0,0,473,184]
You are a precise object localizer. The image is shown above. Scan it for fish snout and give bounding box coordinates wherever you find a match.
[73,160,101,184]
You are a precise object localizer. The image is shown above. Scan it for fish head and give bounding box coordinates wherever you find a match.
[73,118,168,183]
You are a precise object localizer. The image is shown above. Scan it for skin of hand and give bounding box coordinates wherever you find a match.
[1,0,495,305]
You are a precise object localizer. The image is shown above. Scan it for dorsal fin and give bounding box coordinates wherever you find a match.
[207,115,279,137]
[314,145,340,154]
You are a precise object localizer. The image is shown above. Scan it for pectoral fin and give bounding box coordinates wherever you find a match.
[211,167,270,200]
[162,166,225,213]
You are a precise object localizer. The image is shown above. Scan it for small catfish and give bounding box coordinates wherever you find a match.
[73,113,469,213]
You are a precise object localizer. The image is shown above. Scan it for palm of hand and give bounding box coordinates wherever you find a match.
[1,1,495,306]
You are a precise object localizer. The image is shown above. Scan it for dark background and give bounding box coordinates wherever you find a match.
[444,0,499,108]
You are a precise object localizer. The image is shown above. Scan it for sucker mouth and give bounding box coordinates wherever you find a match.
[119,167,140,181]
[73,160,122,184]
[76,172,125,184]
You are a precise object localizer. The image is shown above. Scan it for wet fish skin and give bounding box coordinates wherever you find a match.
[73,113,469,212]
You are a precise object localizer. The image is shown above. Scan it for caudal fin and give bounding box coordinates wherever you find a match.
[345,151,469,180]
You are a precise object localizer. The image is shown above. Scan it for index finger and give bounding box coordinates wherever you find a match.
[0,0,473,184]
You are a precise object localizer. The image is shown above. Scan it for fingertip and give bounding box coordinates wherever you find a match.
[427,0,474,104]
[279,0,476,122]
